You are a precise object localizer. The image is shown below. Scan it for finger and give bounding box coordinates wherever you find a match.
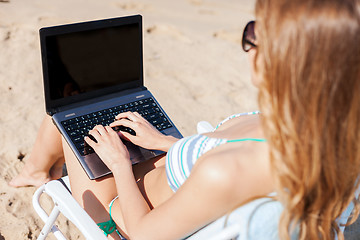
[110,119,135,129]
[89,129,101,140]
[133,112,145,121]
[114,111,131,120]
[84,136,96,147]
[119,130,135,139]
[118,130,135,142]
[117,131,131,141]
[115,111,139,122]
[93,125,107,135]
[105,126,118,136]
[124,111,139,122]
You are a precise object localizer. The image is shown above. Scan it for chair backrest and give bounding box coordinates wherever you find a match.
[188,195,360,240]
[187,197,283,240]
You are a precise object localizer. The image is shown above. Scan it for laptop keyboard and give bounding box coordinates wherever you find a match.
[61,97,173,156]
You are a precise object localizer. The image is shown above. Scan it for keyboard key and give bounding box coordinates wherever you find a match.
[73,136,82,143]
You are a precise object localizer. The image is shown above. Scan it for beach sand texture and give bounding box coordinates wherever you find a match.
[0,0,257,239]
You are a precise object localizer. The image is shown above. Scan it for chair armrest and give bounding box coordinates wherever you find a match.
[45,178,107,240]
[34,177,107,240]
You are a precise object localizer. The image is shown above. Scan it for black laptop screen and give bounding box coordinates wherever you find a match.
[41,16,143,112]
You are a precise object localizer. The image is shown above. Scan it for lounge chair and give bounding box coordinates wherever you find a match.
[32,121,359,239]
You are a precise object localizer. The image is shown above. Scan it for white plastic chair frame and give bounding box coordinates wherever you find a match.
[33,176,108,240]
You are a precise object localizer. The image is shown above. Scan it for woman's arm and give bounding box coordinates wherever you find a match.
[115,151,268,240]
[85,126,267,239]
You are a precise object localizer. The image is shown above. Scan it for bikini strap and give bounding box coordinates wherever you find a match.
[214,111,261,131]
[227,138,267,143]
[97,196,121,237]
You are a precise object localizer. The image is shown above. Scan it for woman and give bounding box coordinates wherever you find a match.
[11,0,360,239]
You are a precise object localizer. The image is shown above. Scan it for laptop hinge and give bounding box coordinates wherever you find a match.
[47,86,147,116]
[47,108,59,116]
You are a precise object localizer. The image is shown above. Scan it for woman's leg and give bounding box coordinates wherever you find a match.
[9,115,65,187]
[62,136,125,239]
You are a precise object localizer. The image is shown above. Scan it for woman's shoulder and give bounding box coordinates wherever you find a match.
[193,145,273,199]
[199,145,262,174]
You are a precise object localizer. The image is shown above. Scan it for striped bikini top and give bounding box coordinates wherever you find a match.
[165,111,266,192]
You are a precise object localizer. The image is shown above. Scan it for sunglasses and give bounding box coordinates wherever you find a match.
[242,21,256,52]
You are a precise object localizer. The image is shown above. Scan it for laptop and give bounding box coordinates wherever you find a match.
[40,15,182,180]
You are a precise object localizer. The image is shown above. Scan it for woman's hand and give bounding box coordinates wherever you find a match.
[110,112,178,151]
[85,125,131,170]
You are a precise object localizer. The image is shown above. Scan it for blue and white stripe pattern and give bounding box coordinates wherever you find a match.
[165,111,262,192]
[166,134,227,192]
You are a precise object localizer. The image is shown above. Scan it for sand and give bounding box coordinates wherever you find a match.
[0,0,256,239]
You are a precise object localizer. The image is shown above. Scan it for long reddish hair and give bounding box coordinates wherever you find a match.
[255,0,360,239]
